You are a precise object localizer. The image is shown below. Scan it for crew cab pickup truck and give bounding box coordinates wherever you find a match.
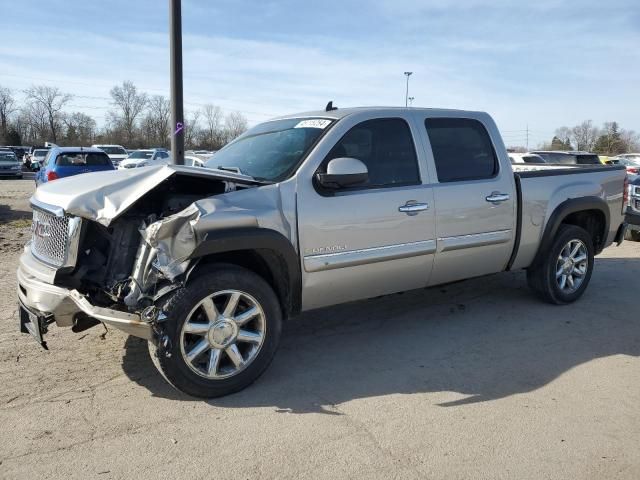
[17,107,627,397]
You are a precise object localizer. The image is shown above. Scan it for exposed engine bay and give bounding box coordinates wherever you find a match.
[54,172,253,315]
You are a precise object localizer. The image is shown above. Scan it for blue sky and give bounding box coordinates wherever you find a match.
[1,0,639,147]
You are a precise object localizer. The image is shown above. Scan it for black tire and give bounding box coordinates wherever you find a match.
[527,224,594,305]
[148,264,282,398]
[624,228,640,242]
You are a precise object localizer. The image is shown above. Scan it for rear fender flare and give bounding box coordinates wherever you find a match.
[531,196,609,266]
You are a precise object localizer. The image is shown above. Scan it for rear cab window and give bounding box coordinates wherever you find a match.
[424,118,498,182]
[576,154,601,165]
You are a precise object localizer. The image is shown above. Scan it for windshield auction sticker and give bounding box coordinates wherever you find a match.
[294,119,332,129]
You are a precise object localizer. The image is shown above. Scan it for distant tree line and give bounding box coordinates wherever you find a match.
[539,120,640,155]
[0,81,248,150]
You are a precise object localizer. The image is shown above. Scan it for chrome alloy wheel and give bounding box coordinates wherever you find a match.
[555,239,588,293]
[179,290,266,379]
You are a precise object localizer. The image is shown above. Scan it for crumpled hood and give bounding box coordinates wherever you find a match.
[32,164,262,226]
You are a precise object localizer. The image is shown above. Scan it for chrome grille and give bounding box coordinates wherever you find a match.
[30,209,71,267]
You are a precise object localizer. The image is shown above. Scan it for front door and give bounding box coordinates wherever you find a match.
[297,116,436,310]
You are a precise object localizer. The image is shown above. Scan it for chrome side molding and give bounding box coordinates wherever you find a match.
[304,240,437,272]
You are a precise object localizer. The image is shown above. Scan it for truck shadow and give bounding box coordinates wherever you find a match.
[121,256,640,412]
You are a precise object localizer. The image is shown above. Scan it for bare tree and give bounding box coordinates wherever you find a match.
[223,111,248,144]
[21,102,49,145]
[571,120,599,151]
[554,126,572,149]
[620,129,640,153]
[146,95,171,147]
[202,104,224,149]
[0,86,17,142]
[63,112,97,145]
[109,81,147,146]
[184,110,201,149]
[24,85,72,143]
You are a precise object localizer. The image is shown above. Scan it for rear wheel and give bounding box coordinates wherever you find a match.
[149,264,282,398]
[527,225,594,304]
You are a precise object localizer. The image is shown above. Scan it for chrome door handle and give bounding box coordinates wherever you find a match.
[399,202,429,215]
[485,192,510,204]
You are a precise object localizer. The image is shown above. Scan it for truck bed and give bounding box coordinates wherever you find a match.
[509,164,626,270]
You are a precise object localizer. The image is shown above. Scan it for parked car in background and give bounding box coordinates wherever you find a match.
[530,150,601,165]
[0,150,23,179]
[118,148,170,169]
[185,155,205,167]
[17,106,626,397]
[508,153,546,164]
[614,153,640,162]
[609,157,640,175]
[29,149,50,171]
[34,147,114,186]
[624,176,640,241]
[92,144,128,167]
[6,146,29,163]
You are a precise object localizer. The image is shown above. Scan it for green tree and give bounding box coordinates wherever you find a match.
[594,122,623,155]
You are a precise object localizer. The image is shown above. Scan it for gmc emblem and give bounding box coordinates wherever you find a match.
[32,220,51,238]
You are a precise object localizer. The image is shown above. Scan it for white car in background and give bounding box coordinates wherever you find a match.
[92,144,128,167]
[508,152,547,164]
[184,155,206,167]
[118,149,171,169]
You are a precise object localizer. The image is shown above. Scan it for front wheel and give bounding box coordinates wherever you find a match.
[149,264,282,398]
[527,224,594,304]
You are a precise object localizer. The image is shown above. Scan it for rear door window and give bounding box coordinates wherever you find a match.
[425,118,498,182]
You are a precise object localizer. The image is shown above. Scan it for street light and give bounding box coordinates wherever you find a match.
[404,71,413,107]
[170,0,185,165]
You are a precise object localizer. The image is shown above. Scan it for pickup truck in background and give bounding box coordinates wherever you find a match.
[17,107,627,397]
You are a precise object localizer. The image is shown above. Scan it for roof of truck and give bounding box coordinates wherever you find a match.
[270,106,485,122]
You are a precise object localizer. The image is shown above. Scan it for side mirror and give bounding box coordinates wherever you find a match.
[316,157,368,188]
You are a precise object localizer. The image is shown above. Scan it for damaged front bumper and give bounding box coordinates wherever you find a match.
[17,249,154,343]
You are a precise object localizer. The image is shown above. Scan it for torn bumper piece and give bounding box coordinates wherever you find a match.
[17,251,153,340]
[141,203,203,280]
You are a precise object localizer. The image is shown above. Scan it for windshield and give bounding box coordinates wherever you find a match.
[33,150,48,158]
[98,146,127,155]
[205,117,334,180]
[128,151,153,159]
[0,152,18,162]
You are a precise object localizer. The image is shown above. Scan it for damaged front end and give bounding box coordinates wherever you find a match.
[21,165,268,343]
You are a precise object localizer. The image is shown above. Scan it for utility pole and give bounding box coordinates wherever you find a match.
[170,0,184,165]
[404,72,413,107]
[526,124,529,151]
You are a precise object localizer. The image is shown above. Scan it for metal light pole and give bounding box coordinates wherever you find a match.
[170,0,184,165]
[404,71,413,107]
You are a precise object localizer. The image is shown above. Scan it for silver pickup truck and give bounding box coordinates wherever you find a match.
[17,107,627,397]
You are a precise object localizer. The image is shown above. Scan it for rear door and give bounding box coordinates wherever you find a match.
[418,115,517,285]
[297,114,436,310]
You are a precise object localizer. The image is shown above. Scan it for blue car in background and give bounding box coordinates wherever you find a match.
[35,147,115,186]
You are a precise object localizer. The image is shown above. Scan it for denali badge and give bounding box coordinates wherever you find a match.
[308,245,347,255]
[32,219,52,238]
